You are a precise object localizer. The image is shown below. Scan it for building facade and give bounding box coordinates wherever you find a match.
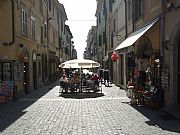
[0,0,76,101]
[162,0,180,109]
[92,0,180,110]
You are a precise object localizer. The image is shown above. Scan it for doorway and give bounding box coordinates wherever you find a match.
[121,54,124,85]
[33,62,37,89]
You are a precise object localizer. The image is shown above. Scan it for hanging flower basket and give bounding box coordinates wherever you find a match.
[111,52,118,61]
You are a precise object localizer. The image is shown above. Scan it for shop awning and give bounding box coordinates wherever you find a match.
[115,20,157,51]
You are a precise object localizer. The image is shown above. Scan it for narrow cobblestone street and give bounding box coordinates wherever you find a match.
[0,81,180,135]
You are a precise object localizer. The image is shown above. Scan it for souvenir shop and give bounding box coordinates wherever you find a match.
[127,40,161,108]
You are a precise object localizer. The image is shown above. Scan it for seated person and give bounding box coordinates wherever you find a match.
[91,73,100,81]
[69,73,80,92]
[91,73,100,88]
[60,74,69,92]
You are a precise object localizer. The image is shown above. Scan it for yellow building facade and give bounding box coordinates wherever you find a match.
[0,0,60,100]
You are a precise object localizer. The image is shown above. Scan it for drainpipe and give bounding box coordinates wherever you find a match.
[160,0,165,107]
[124,0,128,38]
[104,0,107,67]
[132,0,135,31]
[160,0,165,58]
[9,0,15,46]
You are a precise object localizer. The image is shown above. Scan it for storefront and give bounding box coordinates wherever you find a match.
[114,19,162,107]
[115,19,159,88]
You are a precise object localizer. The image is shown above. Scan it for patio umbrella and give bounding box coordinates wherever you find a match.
[60,59,100,69]
[60,59,100,92]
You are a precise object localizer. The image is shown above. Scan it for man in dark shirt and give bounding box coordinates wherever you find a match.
[103,68,110,87]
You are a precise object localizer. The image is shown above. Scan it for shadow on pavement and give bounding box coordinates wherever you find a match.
[0,81,58,132]
[59,92,105,99]
[131,105,180,133]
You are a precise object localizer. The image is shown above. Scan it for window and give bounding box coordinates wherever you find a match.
[134,0,143,21]
[98,13,101,24]
[2,62,12,81]
[127,0,132,21]
[109,0,113,12]
[99,35,102,46]
[111,32,114,48]
[61,21,64,31]
[31,16,35,39]
[40,26,43,43]
[48,0,52,11]
[103,31,106,44]
[113,19,116,33]
[53,2,54,17]
[22,8,28,35]
[53,30,55,43]
[38,62,41,76]
[39,0,43,13]
[44,22,47,38]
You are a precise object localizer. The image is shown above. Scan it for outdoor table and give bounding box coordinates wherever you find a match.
[86,79,95,91]
[68,82,80,93]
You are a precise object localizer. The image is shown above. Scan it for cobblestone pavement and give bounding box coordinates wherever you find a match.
[0,81,180,135]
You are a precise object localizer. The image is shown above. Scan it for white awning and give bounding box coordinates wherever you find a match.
[115,20,157,51]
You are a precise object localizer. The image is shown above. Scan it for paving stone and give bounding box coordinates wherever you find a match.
[0,81,180,135]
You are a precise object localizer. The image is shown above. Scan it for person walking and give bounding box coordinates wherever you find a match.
[103,68,110,87]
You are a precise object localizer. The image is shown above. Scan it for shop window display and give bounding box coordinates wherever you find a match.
[128,38,160,107]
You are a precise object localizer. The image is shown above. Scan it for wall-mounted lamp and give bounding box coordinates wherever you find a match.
[163,40,174,50]
[48,17,52,21]
[2,42,8,46]
[163,36,174,50]
[18,44,24,48]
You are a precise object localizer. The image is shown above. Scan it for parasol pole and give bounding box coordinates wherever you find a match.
[80,67,82,92]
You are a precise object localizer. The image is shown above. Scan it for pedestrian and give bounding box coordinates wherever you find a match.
[98,68,104,84]
[103,68,110,87]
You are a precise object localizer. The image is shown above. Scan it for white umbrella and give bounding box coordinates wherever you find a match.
[60,59,100,69]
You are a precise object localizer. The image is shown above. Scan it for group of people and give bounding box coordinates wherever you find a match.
[59,67,111,93]
[60,72,80,93]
